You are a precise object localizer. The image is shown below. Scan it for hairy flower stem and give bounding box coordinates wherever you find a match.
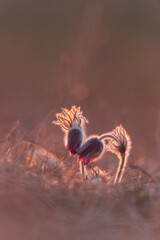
[114,153,125,184]
[79,161,87,179]
[99,133,118,142]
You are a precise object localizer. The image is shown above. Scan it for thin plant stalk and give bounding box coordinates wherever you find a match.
[114,153,125,184]
[79,161,87,179]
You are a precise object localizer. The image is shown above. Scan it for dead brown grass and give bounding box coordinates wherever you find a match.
[0,122,160,240]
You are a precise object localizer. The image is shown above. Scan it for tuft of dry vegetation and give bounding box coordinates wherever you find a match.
[0,121,160,240]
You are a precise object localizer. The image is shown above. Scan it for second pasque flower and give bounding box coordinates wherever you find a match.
[77,137,105,165]
[53,106,88,155]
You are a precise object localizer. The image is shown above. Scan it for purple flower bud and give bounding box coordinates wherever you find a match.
[66,128,83,155]
[77,137,104,165]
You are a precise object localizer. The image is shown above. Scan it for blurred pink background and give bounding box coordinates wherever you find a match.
[0,0,160,168]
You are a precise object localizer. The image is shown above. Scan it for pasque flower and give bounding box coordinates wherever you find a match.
[66,122,83,155]
[53,106,132,182]
[53,106,88,155]
[77,137,105,165]
[77,131,122,165]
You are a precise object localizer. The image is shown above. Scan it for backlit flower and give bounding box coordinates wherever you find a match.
[106,125,132,183]
[66,122,83,155]
[107,125,131,161]
[53,106,88,155]
[77,137,105,165]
